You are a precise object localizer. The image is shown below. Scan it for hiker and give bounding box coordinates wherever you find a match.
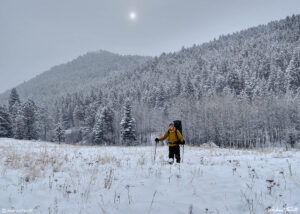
[155,122,185,163]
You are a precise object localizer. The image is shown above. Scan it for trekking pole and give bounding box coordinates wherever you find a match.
[154,141,158,161]
[182,145,184,163]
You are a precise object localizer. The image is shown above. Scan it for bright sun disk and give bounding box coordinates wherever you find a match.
[129,12,136,20]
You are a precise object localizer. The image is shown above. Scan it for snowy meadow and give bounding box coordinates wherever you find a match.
[0,138,299,214]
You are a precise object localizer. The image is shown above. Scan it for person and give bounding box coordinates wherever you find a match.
[155,122,185,163]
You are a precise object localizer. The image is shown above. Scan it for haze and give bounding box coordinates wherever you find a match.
[0,0,300,93]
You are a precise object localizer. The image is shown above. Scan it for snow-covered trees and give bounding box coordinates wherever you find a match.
[286,48,300,93]
[55,123,65,144]
[184,76,195,97]
[37,107,53,141]
[93,107,115,145]
[8,88,22,137]
[2,89,40,140]
[175,75,181,96]
[0,51,151,105]
[156,86,166,108]
[120,101,136,146]
[227,69,244,95]
[61,107,70,130]
[22,100,39,140]
[73,105,85,127]
[14,108,25,139]
[0,106,12,137]
[8,88,20,113]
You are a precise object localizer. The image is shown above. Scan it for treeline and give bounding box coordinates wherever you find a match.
[0,88,138,145]
[1,86,299,148]
[175,94,300,148]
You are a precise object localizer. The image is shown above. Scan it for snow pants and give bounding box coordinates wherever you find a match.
[169,145,180,163]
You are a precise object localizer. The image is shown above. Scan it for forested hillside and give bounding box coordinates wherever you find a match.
[1,15,300,148]
[0,50,151,105]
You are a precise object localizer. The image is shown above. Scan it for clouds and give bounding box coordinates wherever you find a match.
[0,0,300,93]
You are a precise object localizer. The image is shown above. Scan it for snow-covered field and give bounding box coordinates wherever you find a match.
[0,138,299,214]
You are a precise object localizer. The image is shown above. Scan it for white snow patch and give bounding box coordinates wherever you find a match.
[0,138,299,214]
[201,141,219,148]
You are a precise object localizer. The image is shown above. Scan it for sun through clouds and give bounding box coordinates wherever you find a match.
[129,11,137,21]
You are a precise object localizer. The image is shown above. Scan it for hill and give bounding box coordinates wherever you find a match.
[102,14,300,104]
[0,50,151,105]
[49,14,300,146]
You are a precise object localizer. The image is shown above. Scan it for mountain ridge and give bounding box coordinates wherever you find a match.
[0,50,151,105]
[1,14,299,107]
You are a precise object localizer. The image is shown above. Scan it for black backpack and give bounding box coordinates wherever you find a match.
[173,120,182,134]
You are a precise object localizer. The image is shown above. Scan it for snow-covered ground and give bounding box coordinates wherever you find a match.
[0,138,299,214]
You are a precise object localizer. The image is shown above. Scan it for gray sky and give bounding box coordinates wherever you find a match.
[1,0,300,93]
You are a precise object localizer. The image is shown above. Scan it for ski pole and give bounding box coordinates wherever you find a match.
[182,145,184,163]
[154,141,157,161]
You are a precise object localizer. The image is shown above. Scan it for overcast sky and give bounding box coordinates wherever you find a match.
[0,0,300,93]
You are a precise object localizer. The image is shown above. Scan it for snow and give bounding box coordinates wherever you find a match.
[200,141,219,148]
[0,138,299,214]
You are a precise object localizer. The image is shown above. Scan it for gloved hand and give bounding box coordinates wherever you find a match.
[181,140,185,145]
[155,138,159,143]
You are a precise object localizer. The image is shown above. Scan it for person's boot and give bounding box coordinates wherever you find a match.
[168,158,174,164]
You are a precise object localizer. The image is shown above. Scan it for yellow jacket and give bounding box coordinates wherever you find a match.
[158,128,184,147]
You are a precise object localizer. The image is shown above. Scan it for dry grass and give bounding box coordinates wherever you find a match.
[0,140,299,214]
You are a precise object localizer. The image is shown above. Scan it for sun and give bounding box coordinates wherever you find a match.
[129,11,137,20]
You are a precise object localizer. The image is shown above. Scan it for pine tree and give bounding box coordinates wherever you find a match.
[8,88,20,113]
[93,115,102,145]
[55,123,65,144]
[61,107,70,130]
[184,77,195,97]
[84,102,98,128]
[276,66,288,95]
[120,101,136,146]
[110,90,119,110]
[96,90,103,106]
[148,88,157,109]
[286,48,300,92]
[22,100,39,140]
[244,74,256,100]
[93,106,114,145]
[0,105,12,137]
[54,104,61,124]
[67,104,74,127]
[215,73,226,93]
[227,69,244,95]
[156,85,165,108]
[37,107,53,141]
[73,105,85,127]
[11,101,21,115]
[10,102,22,137]
[267,68,277,93]
[175,75,181,96]
[14,108,25,139]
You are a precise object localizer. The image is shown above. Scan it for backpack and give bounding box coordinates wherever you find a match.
[173,120,182,134]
